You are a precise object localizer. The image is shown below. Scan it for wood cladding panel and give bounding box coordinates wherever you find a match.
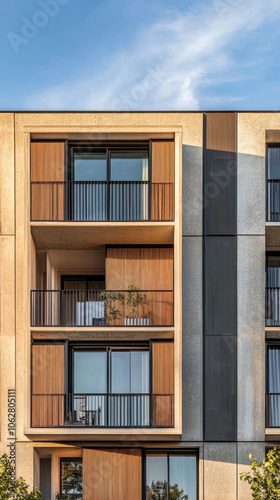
[152,342,174,426]
[206,113,237,153]
[106,247,174,325]
[106,247,173,290]
[151,141,174,220]
[83,448,141,500]
[31,142,65,182]
[31,142,65,221]
[151,141,175,183]
[31,344,64,427]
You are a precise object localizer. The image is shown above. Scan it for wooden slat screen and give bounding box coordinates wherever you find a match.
[83,448,141,500]
[151,141,174,220]
[31,142,65,220]
[106,247,173,290]
[206,113,236,153]
[106,247,173,326]
[152,341,174,426]
[31,344,64,427]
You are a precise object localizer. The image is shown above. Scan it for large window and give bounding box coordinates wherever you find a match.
[267,344,280,427]
[145,453,197,500]
[266,254,280,326]
[60,459,82,500]
[71,347,150,426]
[267,147,280,221]
[69,145,149,221]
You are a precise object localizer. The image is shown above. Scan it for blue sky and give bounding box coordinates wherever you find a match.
[1,0,280,110]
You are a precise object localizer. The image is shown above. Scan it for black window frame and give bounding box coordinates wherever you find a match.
[68,343,151,396]
[66,141,151,221]
[143,450,199,500]
[60,458,83,500]
[61,275,105,290]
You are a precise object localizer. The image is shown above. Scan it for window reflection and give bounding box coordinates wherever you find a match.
[146,453,197,500]
[60,459,82,500]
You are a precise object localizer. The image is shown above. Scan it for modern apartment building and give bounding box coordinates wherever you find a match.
[0,110,279,499]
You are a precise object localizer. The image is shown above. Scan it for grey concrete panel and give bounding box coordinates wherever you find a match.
[40,458,51,500]
[182,145,203,236]
[237,235,265,441]
[204,150,237,235]
[204,236,236,336]
[182,237,203,441]
[237,153,265,235]
[204,443,237,500]
[237,442,266,500]
[204,336,236,441]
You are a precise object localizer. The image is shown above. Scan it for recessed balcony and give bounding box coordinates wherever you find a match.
[30,289,174,327]
[31,181,174,222]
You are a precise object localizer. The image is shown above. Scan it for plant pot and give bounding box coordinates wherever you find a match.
[124,317,150,326]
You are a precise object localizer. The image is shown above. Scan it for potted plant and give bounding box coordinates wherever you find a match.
[99,290,125,324]
[124,285,149,326]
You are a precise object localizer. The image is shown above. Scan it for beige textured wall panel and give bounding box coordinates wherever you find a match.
[237,443,266,500]
[15,112,202,147]
[238,113,280,156]
[16,442,35,485]
[15,125,30,443]
[0,236,16,455]
[204,443,237,500]
[0,114,15,234]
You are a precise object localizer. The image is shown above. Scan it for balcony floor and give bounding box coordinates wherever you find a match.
[31,327,174,342]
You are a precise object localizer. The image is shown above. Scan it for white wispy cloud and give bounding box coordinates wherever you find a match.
[25,0,280,110]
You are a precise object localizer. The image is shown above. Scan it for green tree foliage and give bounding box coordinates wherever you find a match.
[240,447,280,499]
[146,480,188,500]
[0,454,42,500]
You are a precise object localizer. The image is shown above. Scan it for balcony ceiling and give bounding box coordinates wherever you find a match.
[31,222,174,250]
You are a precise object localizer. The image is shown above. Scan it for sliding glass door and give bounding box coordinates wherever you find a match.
[73,350,107,426]
[145,453,197,500]
[266,254,280,326]
[267,344,280,427]
[68,146,149,221]
[71,348,150,427]
[110,349,150,426]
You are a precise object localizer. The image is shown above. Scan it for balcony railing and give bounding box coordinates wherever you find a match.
[31,289,174,327]
[266,287,280,326]
[30,181,174,221]
[267,179,280,221]
[266,393,280,427]
[31,393,174,428]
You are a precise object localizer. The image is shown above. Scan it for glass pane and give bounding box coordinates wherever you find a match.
[146,454,167,500]
[111,152,148,181]
[111,351,130,393]
[268,148,280,180]
[169,455,197,500]
[74,351,107,394]
[88,280,105,290]
[131,351,149,393]
[74,153,107,181]
[63,281,87,290]
[267,256,280,287]
[60,460,83,500]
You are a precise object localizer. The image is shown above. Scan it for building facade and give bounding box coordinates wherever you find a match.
[0,110,278,499]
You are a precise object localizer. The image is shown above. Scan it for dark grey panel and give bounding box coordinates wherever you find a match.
[40,458,51,500]
[204,236,236,336]
[204,335,236,441]
[204,149,237,235]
